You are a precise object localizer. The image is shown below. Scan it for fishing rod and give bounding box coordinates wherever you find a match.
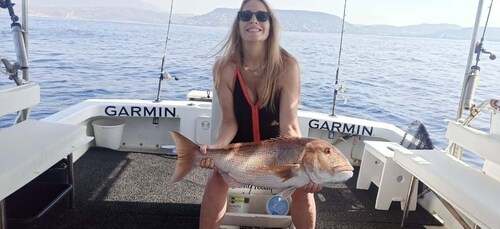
[474,0,496,66]
[457,0,496,117]
[331,0,347,116]
[155,0,178,103]
[452,0,496,158]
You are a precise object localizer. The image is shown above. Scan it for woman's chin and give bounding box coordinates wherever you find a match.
[242,37,268,43]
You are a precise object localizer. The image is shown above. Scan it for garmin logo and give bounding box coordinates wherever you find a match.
[308,119,373,136]
[104,106,176,117]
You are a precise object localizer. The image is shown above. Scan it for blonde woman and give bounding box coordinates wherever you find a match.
[199,0,321,228]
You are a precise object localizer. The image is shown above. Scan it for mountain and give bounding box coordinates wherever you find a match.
[176,8,235,28]
[18,0,179,24]
[30,0,161,12]
[427,27,500,40]
[176,9,500,40]
[276,10,352,33]
[10,5,500,41]
[176,8,350,33]
[28,7,173,24]
[349,24,463,37]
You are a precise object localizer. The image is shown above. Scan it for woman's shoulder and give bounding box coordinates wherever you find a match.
[281,54,299,75]
[281,48,299,64]
[285,57,299,69]
[214,60,238,76]
[281,50,299,73]
[277,52,300,88]
[213,60,238,90]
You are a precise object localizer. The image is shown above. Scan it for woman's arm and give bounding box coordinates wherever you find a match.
[212,62,238,146]
[279,58,302,137]
[200,62,238,169]
[279,57,322,193]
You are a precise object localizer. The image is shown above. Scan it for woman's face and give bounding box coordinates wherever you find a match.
[239,0,270,43]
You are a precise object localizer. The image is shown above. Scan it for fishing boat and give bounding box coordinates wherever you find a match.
[0,0,498,228]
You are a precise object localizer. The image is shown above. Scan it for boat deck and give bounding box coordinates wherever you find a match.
[7,147,441,229]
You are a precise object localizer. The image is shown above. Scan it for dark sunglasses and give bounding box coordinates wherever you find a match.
[238,10,270,22]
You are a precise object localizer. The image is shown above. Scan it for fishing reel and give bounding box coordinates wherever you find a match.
[475,41,496,61]
[0,0,13,9]
[155,71,179,102]
[336,84,348,104]
[0,0,19,23]
[161,71,179,81]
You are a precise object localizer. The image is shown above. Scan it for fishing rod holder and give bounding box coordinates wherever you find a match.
[463,42,497,111]
[462,65,480,110]
[0,0,29,85]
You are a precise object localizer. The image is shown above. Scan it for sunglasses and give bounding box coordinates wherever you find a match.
[238,10,270,22]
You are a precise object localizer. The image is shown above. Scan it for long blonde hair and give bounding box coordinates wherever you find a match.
[214,0,295,109]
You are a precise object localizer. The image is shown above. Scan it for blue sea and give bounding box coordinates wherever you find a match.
[1,17,499,167]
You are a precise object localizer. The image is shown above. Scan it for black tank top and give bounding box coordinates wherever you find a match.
[231,69,280,143]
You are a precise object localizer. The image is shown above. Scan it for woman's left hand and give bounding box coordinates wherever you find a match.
[301,181,322,193]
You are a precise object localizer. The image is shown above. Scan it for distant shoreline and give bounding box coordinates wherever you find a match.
[1,6,499,41]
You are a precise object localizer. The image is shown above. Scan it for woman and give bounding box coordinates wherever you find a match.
[199,1,321,228]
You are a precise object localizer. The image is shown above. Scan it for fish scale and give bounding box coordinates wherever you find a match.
[170,131,354,189]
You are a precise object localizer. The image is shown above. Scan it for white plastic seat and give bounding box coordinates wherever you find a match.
[0,83,40,117]
[356,140,417,211]
[0,119,93,200]
[394,148,500,229]
[394,118,500,229]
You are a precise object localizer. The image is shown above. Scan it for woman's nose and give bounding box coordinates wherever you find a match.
[249,15,258,24]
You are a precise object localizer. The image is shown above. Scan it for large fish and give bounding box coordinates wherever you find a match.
[170,131,354,191]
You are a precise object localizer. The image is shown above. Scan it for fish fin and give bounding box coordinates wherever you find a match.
[276,187,297,199]
[169,131,199,183]
[258,164,300,181]
[268,136,299,141]
[219,172,246,188]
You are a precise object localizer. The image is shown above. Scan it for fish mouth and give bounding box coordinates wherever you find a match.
[331,170,354,183]
[333,164,354,173]
[330,165,354,183]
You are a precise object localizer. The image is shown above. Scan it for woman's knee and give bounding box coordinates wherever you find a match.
[291,189,315,204]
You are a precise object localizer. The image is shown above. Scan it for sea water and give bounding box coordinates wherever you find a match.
[0,17,499,167]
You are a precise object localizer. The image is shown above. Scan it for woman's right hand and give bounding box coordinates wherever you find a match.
[199,145,215,169]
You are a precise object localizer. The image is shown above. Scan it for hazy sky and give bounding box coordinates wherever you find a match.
[144,0,499,27]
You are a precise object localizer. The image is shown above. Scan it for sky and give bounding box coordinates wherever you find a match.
[144,0,499,28]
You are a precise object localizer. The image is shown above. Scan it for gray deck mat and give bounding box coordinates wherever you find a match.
[7,147,441,229]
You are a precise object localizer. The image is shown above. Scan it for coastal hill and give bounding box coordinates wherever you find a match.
[5,4,499,41]
[178,8,351,34]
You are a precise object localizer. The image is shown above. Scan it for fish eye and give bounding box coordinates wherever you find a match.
[324,148,331,154]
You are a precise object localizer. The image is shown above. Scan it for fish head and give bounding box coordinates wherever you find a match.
[302,139,354,184]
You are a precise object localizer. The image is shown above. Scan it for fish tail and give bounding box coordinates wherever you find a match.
[169,131,199,182]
